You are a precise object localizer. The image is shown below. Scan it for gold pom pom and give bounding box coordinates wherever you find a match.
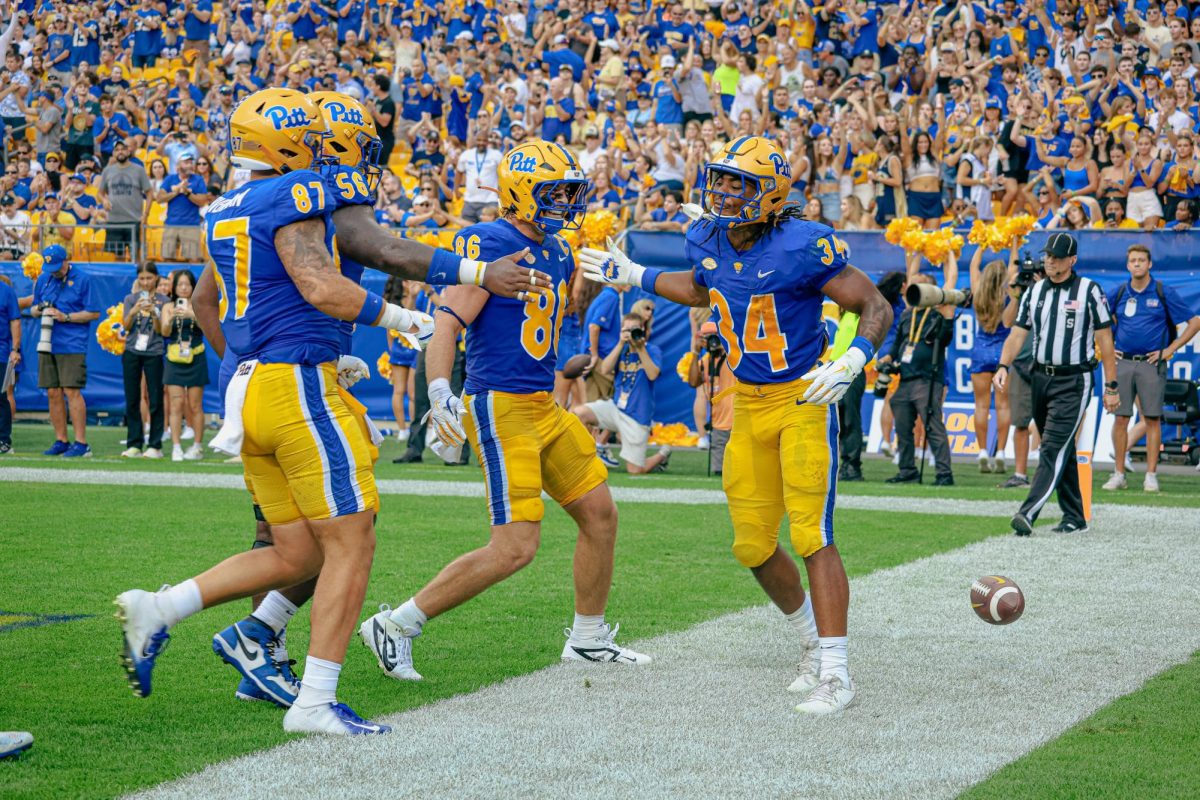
[22,252,43,281]
[376,351,392,381]
[96,304,127,356]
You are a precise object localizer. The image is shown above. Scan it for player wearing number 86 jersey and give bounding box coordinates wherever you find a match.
[360,140,651,685]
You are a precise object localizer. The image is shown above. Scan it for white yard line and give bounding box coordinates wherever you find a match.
[0,465,1081,518]
[127,504,1200,800]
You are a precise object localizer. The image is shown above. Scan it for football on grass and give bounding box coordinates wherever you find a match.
[970,576,1025,625]
[561,354,593,380]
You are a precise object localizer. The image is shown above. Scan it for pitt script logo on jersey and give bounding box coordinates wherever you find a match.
[264,105,313,130]
[325,101,365,126]
[509,152,539,173]
[768,152,792,178]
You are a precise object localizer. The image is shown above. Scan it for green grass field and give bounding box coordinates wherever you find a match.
[2,422,1198,799]
[7,422,1200,507]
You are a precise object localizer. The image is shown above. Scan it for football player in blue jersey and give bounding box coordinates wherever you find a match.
[360,140,652,677]
[114,88,437,736]
[579,136,894,715]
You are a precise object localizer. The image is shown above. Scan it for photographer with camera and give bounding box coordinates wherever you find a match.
[885,272,957,486]
[573,313,671,474]
[22,245,101,458]
[685,320,734,476]
[997,249,1046,490]
[995,233,1119,536]
[119,263,168,459]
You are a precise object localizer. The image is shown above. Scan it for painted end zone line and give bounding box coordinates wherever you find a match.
[130,503,1200,800]
[0,466,1077,519]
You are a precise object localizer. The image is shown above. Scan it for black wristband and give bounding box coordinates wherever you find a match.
[997,363,1010,372]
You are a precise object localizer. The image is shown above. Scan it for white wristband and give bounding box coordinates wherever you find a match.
[458,258,487,287]
[428,377,452,406]
[376,303,415,331]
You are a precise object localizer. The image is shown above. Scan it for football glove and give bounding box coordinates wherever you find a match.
[425,377,467,448]
[336,355,370,389]
[578,237,645,287]
[800,348,868,405]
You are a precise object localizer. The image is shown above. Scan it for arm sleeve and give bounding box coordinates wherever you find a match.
[1014,286,1034,330]
[1163,283,1197,327]
[1089,281,1113,330]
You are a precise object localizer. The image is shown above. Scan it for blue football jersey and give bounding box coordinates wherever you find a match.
[456,219,574,395]
[205,170,341,366]
[325,164,375,352]
[687,217,848,384]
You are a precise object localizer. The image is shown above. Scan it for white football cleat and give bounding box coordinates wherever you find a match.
[114,587,172,698]
[787,646,821,693]
[359,606,422,681]
[561,622,651,665]
[282,702,391,736]
[977,451,991,473]
[795,674,855,715]
[1144,473,1160,493]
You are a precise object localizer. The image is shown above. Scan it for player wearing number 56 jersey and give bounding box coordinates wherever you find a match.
[113,89,431,737]
[579,136,893,715]
[361,140,651,679]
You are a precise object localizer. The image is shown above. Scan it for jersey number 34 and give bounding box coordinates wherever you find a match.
[709,289,790,372]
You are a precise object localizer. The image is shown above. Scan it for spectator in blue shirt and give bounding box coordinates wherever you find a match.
[636,189,690,232]
[155,155,210,262]
[92,95,132,163]
[132,0,165,69]
[167,69,205,111]
[0,274,20,454]
[541,73,576,143]
[45,15,73,78]
[71,15,102,69]
[573,313,670,473]
[288,0,329,41]
[652,56,684,132]
[1102,244,1200,492]
[182,0,214,79]
[584,284,627,401]
[538,31,586,83]
[23,245,101,457]
[337,0,366,43]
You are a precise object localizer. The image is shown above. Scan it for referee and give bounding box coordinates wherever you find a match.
[993,233,1120,536]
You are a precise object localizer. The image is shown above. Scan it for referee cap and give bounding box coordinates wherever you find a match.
[1042,232,1078,258]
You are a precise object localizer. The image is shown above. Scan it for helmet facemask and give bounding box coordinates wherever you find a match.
[531,177,589,233]
[702,163,776,227]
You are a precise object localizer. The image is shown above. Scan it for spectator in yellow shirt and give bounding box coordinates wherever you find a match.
[32,194,76,250]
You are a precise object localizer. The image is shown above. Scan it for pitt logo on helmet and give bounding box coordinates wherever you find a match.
[264,104,314,130]
[326,101,365,127]
[768,152,792,178]
[508,152,539,174]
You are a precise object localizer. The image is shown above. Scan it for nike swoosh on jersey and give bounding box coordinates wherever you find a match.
[757,270,775,279]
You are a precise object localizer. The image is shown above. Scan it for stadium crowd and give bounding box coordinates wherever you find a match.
[2,0,1200,468]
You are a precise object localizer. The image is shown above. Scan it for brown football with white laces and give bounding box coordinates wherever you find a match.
[970,576,1025,625]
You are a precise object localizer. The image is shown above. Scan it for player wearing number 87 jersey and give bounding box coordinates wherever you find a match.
[578,135,894,715]
[360,140,651,683]
[114,89,421,737]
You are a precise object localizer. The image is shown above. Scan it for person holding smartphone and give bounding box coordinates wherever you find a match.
[160,269,209,461]
[120,263,169,458]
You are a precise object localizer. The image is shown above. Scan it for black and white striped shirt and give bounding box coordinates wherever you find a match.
[1015,273,1113,366]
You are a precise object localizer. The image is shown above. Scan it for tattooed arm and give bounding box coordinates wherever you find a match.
[276,217,373,321]
[822,265,893,350]
[192,265,226,358]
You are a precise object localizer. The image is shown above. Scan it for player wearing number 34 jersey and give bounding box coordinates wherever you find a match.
[580,136,894,715]
[360,140,651,680]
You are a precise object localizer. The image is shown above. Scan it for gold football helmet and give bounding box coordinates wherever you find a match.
[702,136,793,227]
[309,91,383,193]
[229,88,329,174]
[495,140,589,233]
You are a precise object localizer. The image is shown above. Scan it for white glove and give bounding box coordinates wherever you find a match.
[578,237,645,287]
[680,202,706,221]
[800,348,868,405]
[335,354,370,389]
[378,306,436,350]
[424,377,467,448]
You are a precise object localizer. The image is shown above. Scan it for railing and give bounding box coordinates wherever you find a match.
[1,121,36,164]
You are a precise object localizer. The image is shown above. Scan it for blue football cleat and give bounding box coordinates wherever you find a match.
[596,445,620,468]
[114,588,172,698]
[43,440,70,456]
[213,617,298,708]
[0,732,33,759]
[282,702,392,735]
[235,676,276,703]
[62,442,92,458]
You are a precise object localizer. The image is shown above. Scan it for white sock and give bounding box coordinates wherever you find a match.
[784,596,819,649]
[1014,472,1027,480]
[571,613,606,640]
[295,656,341,708]
[387,598,428,637]
[253,591,297,635]
[818,636,849,683]
[158,580,203,628]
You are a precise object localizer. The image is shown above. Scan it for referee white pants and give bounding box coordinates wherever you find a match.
[1019,370,1093,525]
